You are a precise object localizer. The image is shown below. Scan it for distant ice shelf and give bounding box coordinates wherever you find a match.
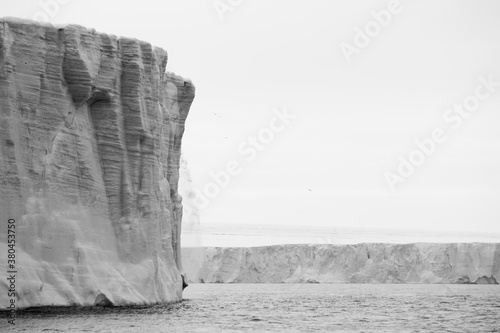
[182,243,500,284]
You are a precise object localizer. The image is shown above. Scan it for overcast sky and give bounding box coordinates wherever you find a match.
[3,0,500,233]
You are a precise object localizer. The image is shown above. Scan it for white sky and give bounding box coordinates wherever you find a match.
[3,0,500,233]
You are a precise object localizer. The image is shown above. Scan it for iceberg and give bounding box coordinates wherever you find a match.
[0,18,195,308]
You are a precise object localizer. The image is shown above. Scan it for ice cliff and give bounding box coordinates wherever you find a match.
[0,18,195,308]
[182,243,500,284]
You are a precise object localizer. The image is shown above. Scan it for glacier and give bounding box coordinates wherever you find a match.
[0,18,195,308]
[182,243,500,284]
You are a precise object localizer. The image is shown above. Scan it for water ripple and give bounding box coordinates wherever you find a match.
[5,284,500,332]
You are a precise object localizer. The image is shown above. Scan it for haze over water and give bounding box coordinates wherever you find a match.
[181,223,500,248]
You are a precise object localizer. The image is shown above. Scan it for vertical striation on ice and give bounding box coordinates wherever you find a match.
[0,18,195,308]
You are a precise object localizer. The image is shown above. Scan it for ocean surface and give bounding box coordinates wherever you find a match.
[8,284,500,332]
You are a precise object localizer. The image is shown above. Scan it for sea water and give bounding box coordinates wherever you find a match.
[7,284,500,332]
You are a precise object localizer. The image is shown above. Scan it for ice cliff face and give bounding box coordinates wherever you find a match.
[183,243,500,284]
[0,18,195,307]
